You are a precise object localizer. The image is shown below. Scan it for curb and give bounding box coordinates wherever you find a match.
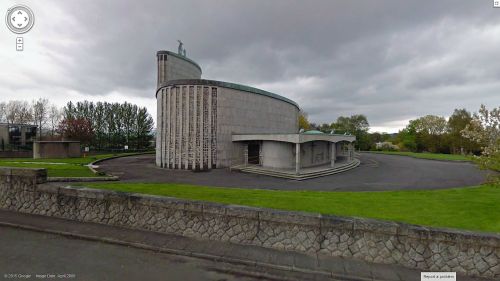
[46,152,154,183]
[47,176,119,182]
[89,151,155,167]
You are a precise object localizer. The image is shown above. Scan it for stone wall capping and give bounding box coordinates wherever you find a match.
[319,214,355,229]
[183,201,204,213]
[36,183,60,194]
[258,208,321,226]
[8,167,41,177]
[0,167,47,186]
[105,190,129,202]
[427,228,500,247]
[58,186,79,197]
[75,188,106,200]
[225,205,260,219]
[353,217,399,235]
[202,203,226,215]
[135,194,178,208]
[145,196,188,210]
[0,167,12,176]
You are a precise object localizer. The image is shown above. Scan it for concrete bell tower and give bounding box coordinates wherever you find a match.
[156,42,202,88]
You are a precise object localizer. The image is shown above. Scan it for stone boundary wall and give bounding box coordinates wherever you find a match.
[0,167,498,279]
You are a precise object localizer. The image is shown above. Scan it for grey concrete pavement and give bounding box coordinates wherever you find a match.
[0,210,489,281]
[96,153,489,191]
[0,227,265,281]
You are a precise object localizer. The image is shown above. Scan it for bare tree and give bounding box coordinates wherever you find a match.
[32,98,49,138]
[6,101,20,124]
[48,105,62,136]
[0,102,6,123]
[17,101,33,124]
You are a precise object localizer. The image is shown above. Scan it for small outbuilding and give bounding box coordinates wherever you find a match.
[33,141,81,159]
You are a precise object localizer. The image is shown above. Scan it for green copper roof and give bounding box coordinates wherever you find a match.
[302,130,325,135]
[157,50,202,73]
[158,79,299,109]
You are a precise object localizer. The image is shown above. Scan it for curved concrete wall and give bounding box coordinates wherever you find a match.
[156,82,299,169]
[300,141,331,168]
[157,51,202,87]
[217,86,299,168]
[261,141,294,169]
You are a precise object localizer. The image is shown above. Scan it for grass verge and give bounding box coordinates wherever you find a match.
[367,151,472,161]
[79,182,500,233]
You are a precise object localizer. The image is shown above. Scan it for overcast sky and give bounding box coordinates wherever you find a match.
[1,0,499,132]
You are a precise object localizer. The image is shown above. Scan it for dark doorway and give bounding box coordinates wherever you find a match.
[248,143,260,164]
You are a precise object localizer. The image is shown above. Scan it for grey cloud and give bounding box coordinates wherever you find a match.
[2,0,500,132]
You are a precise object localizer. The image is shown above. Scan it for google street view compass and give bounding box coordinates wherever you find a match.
[5,4,35,51]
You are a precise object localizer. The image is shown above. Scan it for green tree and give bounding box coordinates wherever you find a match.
[406,115,448,153]
[331,114,370,150]
[298,111,311,130]
[135,107,154,149]
[61,101,154,151]
[396,125,417,152]
[462,105,500,178]
[448,109,479,154]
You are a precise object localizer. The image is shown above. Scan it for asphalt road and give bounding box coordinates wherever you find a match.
[96,153,489,191]
[0,226,269,281]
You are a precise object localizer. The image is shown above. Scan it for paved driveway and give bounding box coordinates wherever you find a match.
[96,153,489,191]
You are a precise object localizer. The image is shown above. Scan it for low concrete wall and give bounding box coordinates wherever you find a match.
[0,151,32,158]
[0,167,498,279]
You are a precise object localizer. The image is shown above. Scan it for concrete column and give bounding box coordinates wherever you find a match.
[161,89,166,168]
[295,143,300,175]
[156,89,162,167]
[207,90,212,169]
[170,88,175,168]
[259,141,263,165]
[192,86,197,170]
[330,142,336,168]
[199,88,204,169]
[171,88,176,169]
[165,88,170,168]
[348,143,353,162]
[185,87,190,170]
[244,144,248,165]
[178,87,183,169]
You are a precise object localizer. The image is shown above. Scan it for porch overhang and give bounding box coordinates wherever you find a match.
[231,133,356,144]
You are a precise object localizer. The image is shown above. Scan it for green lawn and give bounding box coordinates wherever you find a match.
[368,151,472,161]
[79,182,500,233]
[0,153,138,177]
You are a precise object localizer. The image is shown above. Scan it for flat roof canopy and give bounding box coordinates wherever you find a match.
[232,133,355,144]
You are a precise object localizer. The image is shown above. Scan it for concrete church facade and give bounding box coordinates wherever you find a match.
[155,47,357,179]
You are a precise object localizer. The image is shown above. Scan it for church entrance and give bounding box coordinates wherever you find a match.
[247,142,260,165]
